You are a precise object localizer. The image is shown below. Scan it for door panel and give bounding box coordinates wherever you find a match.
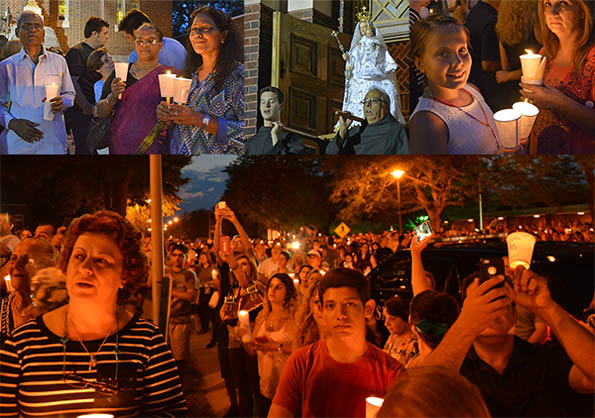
[272,12,352,136]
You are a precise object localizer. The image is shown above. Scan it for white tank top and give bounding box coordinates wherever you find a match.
[411,85,501,154]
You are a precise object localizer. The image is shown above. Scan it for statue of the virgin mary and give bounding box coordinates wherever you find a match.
[340,8,406,126]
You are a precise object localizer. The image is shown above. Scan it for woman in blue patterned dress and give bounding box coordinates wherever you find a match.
[157,7,244,154]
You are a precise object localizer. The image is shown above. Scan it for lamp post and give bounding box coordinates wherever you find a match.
[391,169,405,234]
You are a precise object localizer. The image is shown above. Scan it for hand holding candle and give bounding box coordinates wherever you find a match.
[173,77,192,104]
[43,81,60,120]
[520,49,546,86]
[238,310,252,342]
[493,109,521,151]
[114,62,129,98]
[512,101,539,141]
[158,71,176,104]
[365,397,384,418]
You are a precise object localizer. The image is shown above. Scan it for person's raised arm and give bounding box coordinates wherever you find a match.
[423,276,511,371]
[226,207,255,260]
[213,206,224,265]
[511,267,595,393]
[410,234,432,295]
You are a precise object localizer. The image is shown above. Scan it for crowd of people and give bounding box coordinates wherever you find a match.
[0,7,244,155]
[0,205,593,417]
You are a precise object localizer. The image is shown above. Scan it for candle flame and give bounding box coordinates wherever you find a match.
[525,49,534,55]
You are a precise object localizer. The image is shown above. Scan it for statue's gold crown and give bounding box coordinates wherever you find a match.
[356,6,372,24]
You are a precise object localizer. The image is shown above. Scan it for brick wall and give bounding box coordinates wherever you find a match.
[387,40,410,121]
[6,0,172,58]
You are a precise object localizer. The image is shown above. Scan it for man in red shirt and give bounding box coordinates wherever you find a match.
[269,268,403,417]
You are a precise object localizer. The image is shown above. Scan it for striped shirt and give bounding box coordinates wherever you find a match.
[0,315,187,417]
[1,295,13,338]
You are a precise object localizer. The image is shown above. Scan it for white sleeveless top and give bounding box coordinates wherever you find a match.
[411,85,501,154]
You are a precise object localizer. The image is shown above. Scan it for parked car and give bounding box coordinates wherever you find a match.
[369,241,594,318]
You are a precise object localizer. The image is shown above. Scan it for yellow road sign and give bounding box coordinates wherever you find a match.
[334,222,351,238]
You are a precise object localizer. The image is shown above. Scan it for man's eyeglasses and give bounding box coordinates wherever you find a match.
[360,98,386,106]
[189,26,216,36]
[135,38,159,46]
[19,23,43,32]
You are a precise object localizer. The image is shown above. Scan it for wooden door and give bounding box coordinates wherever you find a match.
[272,12,352,136]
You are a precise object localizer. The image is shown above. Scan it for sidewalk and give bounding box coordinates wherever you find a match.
[189,330,230,417]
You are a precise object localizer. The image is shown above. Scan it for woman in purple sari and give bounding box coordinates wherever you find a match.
[95,23,178,154]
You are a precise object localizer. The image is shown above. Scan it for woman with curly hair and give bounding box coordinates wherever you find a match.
[0,211,186,416]
[157,6,244,154]
[522,0,594,154]
[292,281,330,350]
[245,273,298,414]
[495,0,542,107]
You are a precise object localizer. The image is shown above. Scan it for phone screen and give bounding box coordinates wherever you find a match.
[414,221,433,242]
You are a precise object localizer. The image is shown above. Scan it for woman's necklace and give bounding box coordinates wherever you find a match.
[266,310,284,332]
[64,307,117,371]
[131,61,159,79]
[427,87,499,148]
[12,295,34,319]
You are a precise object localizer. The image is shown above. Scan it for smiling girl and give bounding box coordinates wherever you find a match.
[409,15,501,154]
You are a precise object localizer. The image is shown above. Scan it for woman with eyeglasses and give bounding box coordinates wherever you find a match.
[0,211,187,416]
[157,7,244,154]
[96,23,179,154]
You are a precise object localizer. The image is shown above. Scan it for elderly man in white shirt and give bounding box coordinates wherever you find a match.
[0,11,74,154]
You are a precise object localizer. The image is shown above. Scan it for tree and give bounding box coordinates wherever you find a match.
[327,156,478,232]
[484,155,590,210]
[171,1,244,39]
[220,156,335,234]
[1,156,190,227]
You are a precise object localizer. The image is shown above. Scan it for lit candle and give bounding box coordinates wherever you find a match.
[519,49,546,85]
[114,62,129,98]
[45,82,59,100]
[76,414,115,418]
[211,269,218,280]
[173,77,193,104]
[293,278,300,288]
[512,101,539,141]
[493,108,521,150]
[4,275,13,292]
[238,310,252,342]
[158,71,176,103]
[365,397,384,418]
[43,82,60,120]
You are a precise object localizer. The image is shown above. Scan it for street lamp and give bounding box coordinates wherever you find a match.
[391,169,405,234]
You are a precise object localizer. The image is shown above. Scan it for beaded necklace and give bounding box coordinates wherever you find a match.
[427,87,500,149]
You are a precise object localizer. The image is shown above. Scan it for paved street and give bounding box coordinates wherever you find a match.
[189,329,230,417]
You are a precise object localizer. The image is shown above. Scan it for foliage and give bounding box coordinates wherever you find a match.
[178,209,214,240]
[483,155,590,210]
[127,196,181,235]
[1,156,190,228]
[171,0,244,38]
[326,156,478,231]
[220,156,335,234]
